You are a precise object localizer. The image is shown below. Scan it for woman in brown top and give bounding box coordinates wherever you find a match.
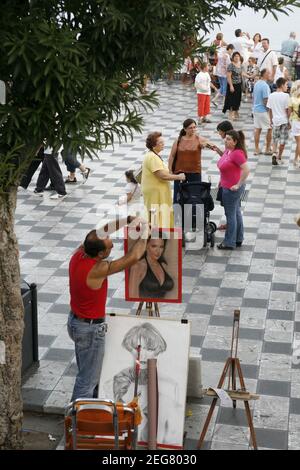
[168,118,208,203]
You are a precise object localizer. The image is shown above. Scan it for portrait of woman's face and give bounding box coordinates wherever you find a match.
[125,228,182,303]
[146,239,165,261]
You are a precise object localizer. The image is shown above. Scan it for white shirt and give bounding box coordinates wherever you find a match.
[266,91,289,127]
[251,42,263,60]
[232,36,254,62]
[118,182,141,205]
[125,182,141,202]
[257,49,278,75]
[194,71,211,95]
[274,66,287,82]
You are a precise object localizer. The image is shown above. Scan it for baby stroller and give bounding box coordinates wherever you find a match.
[176,181,217,248]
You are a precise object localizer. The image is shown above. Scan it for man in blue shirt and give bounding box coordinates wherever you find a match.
[281,32,298,76]
[253,69,272,156]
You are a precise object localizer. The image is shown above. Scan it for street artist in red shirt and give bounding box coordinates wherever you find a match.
[68,215,149,401]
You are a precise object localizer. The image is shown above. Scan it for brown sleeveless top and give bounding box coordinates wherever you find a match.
[174,136,202,174]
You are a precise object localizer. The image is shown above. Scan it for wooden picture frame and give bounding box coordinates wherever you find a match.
[124,227,182,303]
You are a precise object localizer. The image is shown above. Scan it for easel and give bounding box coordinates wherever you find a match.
[197,310,259,450]
[135,302,160,317]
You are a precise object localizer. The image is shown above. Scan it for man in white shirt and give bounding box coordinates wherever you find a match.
[257,38,278,83]
[232,29,254,63]
[267,77,290,165]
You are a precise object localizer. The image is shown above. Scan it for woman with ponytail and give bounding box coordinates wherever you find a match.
[168,118,209,203]
[217,130,250,250]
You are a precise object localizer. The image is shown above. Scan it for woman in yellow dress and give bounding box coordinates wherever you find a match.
[141,132,185,228]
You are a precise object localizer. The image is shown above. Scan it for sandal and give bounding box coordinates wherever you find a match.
[217,242,234,250]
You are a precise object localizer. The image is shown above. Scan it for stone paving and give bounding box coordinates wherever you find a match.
[18,82,300,450]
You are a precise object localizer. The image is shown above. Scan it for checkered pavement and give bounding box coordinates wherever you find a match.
[18,82,300,450]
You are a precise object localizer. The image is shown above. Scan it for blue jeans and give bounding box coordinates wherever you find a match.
[218,76,227,96]
[222,185,245,248]
[62,149,81,173]
[173,172,202,204]
[67,312,106,401]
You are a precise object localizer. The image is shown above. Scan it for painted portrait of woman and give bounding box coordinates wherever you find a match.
[125,228,182,303]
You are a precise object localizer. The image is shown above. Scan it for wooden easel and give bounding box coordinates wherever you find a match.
[197,310,259,450]
[135,302,160,317]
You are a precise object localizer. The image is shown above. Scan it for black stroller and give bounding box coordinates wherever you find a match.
[176,181,217,248]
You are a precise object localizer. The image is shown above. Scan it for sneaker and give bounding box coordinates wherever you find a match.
[50,193,67,200]
[65,177,77,184]
[81,168,91,183]
[33,189,43,196]
[272,154,278,166]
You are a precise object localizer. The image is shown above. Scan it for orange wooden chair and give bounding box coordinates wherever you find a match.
[64,398,141,450]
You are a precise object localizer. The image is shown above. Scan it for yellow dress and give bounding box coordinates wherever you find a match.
[141,151,174,228]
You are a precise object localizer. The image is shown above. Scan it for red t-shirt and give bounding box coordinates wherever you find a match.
[69,247,108,319]
[217,149,247,189]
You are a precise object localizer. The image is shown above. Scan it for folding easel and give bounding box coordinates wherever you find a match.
[135,302,160,317]
[197,310,259,450]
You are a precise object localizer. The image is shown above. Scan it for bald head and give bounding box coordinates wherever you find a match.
[84,230,106,257]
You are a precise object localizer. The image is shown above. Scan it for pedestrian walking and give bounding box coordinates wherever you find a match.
[33,147,67,199]
[288,80,300,167]
[257,38,278,84]
[267,78,290,165]
[195,62,218,124]
[281,32,298,77]
[292,45,300,80]
[252,69,272,156]
[222,51,243,121]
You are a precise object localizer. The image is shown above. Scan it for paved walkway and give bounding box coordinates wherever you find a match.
[18,82,300,450]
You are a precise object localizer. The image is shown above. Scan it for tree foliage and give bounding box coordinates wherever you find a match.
[0,0,299,191]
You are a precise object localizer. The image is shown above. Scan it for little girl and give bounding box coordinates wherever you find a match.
[118,170,141,209]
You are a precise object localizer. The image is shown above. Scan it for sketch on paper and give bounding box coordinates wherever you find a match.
[98,315,190,449]
[125,228,182,303]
